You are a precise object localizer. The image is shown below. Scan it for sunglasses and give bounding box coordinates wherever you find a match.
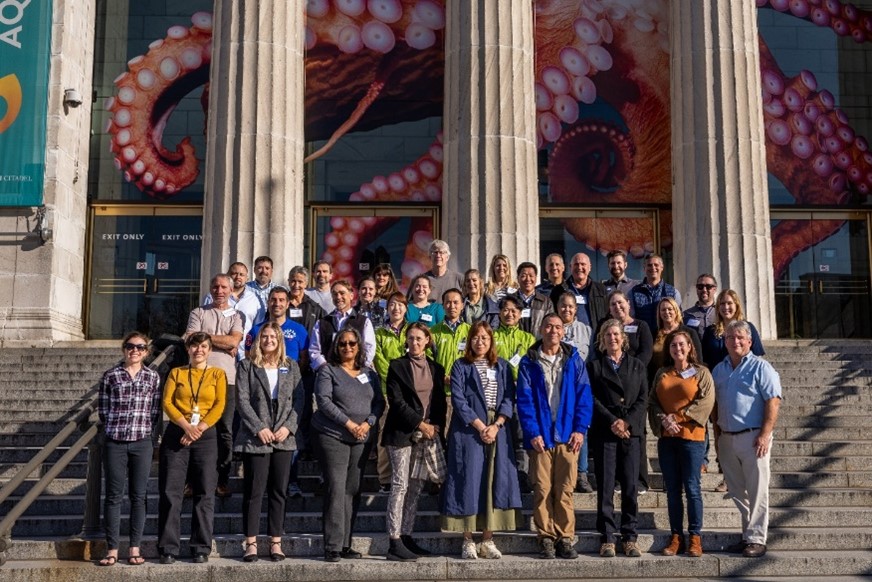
[696,284,716,290]
[337,340,358,348]
[123,343,148,352]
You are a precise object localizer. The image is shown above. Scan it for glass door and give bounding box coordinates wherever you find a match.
[85,205,203,339]
[309,204,440,291]
[771,211,872,338]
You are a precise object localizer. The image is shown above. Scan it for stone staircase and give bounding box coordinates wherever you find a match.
[1,341,871,580]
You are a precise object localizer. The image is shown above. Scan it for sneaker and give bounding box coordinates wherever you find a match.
[539,538,556,559]
[599,542,616,558]
[461,539,478,560]
[638,486,648,496]
[287,482,303,498]
[575,473,593,493]
[623,540,641,557]
[555,538,578,559]
[478,539,502,559]
[715,480,728,493]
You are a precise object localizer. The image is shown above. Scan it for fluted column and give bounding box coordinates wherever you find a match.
[201,0,305,290]
[670,0,776,338]
[442,0,539,272]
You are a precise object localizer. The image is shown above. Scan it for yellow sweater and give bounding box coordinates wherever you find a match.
[163,366,227,427]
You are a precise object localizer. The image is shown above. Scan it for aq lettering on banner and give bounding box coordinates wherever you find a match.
[0,0,52,206]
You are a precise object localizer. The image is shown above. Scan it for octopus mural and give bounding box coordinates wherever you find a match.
[103,0,872,282]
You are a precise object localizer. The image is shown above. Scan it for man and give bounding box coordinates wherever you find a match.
[549,253,608,355]
[514,261,555,339]
[287,265,325,334]
[683,273,718,333]
[536,253,565,295]
[629,254,682,333]
[712,320,782,558]
[516,314,592,560]
[203,261,262,353]
[245,286,309,366]
[246,256,277,318]
[185,273,244,497]
[309,279,376,371]
[305,261,335,314]
[602,250,639,296]
[430,288,471,386]
[423,239,464,302]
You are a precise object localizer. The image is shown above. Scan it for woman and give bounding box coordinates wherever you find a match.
[587,320,648,558]
[442,321,522,560]
[602,291,653,366]
[462,269,500,329]
[356,277,386,329]
[97,332,161,566]
[158,332,227,564]
[650,297,702,380]
[372,263,400,302]
[485,254,518,302]
[556,292,592,362]
[382,323,448,561]
[701,289,765,369]
[649,330,715,558]
[312,328,385,562]
[235,323,304,562]
[406,274,445,327]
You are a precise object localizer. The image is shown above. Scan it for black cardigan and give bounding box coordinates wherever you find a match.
[587,353,649,440]
[381,355,447,448]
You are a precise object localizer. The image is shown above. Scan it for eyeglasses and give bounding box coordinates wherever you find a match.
[337,340,358,348]
[123,343,148,352]
[430,250,448,255]
[696,284,716,290]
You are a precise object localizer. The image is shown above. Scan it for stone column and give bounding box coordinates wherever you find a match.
[670,0,777,338]
[442,0,539,272]
[201,0,305,290]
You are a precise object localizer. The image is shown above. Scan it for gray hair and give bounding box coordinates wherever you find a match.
[210,273,232,287]
[288,265,309,280]
[429,239,450,256]
[725,319,751,338]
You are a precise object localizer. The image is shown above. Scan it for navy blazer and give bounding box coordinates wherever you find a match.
[587,353,649,440]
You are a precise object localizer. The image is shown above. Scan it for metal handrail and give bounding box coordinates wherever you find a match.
[0,342,179,566]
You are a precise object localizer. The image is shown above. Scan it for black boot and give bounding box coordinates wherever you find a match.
[387,538,418,562]
[401,534,431,556]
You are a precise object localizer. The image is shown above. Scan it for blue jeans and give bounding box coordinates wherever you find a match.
[576,438,589,473]
[103,437,153,549]
[657,437,706,535]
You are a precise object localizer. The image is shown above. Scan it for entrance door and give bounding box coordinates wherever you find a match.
[86,205,203,339]
[310,205,439,290]
[772,211,872,338]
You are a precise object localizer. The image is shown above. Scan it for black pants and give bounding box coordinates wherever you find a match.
[103,436,153,549]
[215,383,236,485]
[241,449,294,537]
[158,424,218,556]
[593,436,640,543]
[313,431,370,553]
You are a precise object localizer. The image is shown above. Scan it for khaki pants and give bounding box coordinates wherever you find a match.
[529,443,578,541]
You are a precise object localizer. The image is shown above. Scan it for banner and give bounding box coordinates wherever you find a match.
[0,0,52,206]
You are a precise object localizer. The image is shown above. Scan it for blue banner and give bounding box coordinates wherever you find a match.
[0,0,52,206]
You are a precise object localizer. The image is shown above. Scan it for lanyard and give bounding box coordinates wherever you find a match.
[187,365,209,409]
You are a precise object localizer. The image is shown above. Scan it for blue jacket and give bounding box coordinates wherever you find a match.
[630,279,680,333]
[516,341,593,450]
[441,358,522,516]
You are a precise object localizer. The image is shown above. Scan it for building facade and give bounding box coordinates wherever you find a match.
[1,0,871,344]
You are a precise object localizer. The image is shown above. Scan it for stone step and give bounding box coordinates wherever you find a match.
[771,440,872,456]
[653,456,872,473]
[776,416,868,429]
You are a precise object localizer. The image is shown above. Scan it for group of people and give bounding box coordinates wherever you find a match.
[95,240,781,565]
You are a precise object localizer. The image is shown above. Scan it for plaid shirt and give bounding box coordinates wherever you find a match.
[98,363,161,442]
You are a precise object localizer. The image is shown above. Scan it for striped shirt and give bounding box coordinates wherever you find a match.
[98,363,161,442]
[473,359,498,410]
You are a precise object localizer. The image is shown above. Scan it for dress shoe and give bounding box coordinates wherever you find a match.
[662,533,685,556]
[324,550,342,562]
[401,534,431,556]
[340,547,362,559]
[192,553,209,563]
[743,543,767,558]
[215,483,231,498]
[159,553,176,565]
[686,534,703,557]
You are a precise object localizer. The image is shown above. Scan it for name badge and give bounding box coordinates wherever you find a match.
[486,369,497,381]
[458,341,467,351]
[190,412,201,425]
[420,313,433,322]
[521,308,531,318]
[221,308,236,317]
[378,299,387,308]
[356,373,370,384]
[507,287,517,295]
[680,367,697,379]
[575,294,586,305]
[624,325,638,333]
[509,354,521,367]
[289,308,303,318]
[279,366,289,374]
[687,318,700,327]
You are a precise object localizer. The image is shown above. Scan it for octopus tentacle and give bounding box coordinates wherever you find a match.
[758,0,872,43]
[106,12,213,198]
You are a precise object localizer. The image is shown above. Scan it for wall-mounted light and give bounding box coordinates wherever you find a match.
[63,88,83,108]
[35,206,53,244]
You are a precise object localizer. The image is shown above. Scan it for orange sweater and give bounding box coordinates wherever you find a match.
[651,368,714,441]
[163,366,227,428]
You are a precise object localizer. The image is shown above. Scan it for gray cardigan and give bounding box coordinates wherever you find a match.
[312,364,385,444]
[233,359,303,453]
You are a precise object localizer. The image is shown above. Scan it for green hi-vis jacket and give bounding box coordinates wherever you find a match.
[430,320,471,394]
[374,324,409,390]
[493,325,536,380]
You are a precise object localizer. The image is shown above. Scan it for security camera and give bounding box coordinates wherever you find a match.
[63,88,83,108]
